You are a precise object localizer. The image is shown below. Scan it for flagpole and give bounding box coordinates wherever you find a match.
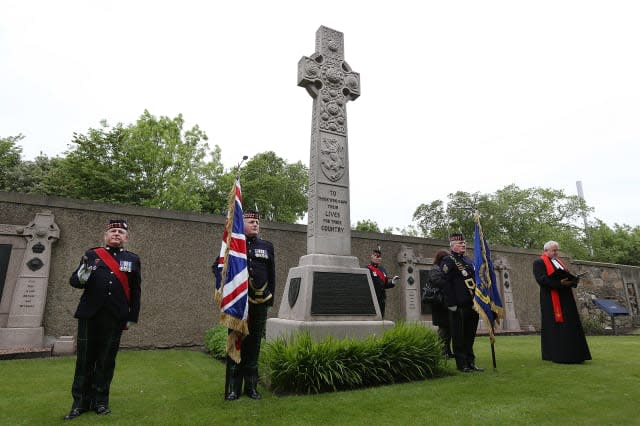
[490,325,497,369]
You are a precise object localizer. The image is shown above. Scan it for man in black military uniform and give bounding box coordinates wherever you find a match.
[225,210,275,401]
[366,246,398,318]
[441,233,483,373]
[64,219,141,420]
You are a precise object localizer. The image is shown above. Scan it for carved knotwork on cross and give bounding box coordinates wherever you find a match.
[297,26,360,136]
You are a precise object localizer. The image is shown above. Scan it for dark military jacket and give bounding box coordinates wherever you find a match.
[70,246,142,323]
[441,251,475,307]
[246,236,276,306]
[368,262,389,302]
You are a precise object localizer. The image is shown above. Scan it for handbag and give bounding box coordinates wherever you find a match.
[422,286,443,305]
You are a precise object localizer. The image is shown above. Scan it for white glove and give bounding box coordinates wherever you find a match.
[77,264,92,284]
[391,275,399,284]
[448,305,458,312]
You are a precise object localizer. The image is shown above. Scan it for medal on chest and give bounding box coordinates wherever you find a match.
[254,248,269,259]
[119,260,132,272]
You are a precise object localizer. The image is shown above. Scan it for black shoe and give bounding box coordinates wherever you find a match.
[63,408,87,420]
[245,388,261,400]
[225,391,240,401]
[469,364,484,372]
[94,405,111,415]
[244,375,261,400]
[459,367,473,373]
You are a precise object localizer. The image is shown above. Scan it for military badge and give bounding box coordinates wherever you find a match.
[442,264,449,273]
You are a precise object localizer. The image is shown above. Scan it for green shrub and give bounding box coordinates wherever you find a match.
[581,313,607,335]
[204,324,227,360]
[261,322,449,395]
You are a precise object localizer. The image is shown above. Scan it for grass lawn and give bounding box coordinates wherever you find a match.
[0,335,638,425]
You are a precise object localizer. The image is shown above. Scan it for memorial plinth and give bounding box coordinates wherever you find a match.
[267,26,393,341]
[0,211,59,349]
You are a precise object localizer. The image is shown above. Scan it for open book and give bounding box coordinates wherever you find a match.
[550,269,588,284]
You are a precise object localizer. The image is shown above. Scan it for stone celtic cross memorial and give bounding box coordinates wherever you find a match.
[267,26,393,341]
[297,26,360,256]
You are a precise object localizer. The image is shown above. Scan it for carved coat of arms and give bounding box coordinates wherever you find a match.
[320,137,345,182]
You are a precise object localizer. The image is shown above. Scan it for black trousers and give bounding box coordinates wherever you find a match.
[70,307,123,408]
[438,324,453,356]
[241,303,268,376]
[227,303,269,379]
[375,289,387,318]
[449,304,479,370]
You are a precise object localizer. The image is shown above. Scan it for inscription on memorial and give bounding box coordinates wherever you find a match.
[311,272,376,315]
[16,278,38,310]
[317,184,348,235]
[406,288,418,312]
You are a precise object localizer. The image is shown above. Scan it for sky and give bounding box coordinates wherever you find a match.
[2,0,639,230]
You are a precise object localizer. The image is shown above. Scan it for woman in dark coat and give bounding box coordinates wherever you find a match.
[429,249,453,358]
[532,240,591,364]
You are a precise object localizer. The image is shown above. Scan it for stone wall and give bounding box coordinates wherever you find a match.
[570,260,640,330]
[1,191,637,348]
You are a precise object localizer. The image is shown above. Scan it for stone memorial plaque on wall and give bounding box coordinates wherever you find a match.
[311,272,376,316]
[1,211,59,349]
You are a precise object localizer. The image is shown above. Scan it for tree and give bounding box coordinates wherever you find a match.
[45,121,144,204]
[353,219,381,232]
[0,135,24,190]
[353,220,410,235]
[413,184,590,255]
[5,155,62,194]
[589,220,640,266]
[389,225,419,236]
[207,151,308,223]
[46,111,223,211]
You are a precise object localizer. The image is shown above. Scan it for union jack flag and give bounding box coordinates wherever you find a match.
[215,178,249,362]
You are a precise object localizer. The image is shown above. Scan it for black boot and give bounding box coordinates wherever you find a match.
[225,360,242,401]
[63,407,88,420]
[244,375,261,400]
